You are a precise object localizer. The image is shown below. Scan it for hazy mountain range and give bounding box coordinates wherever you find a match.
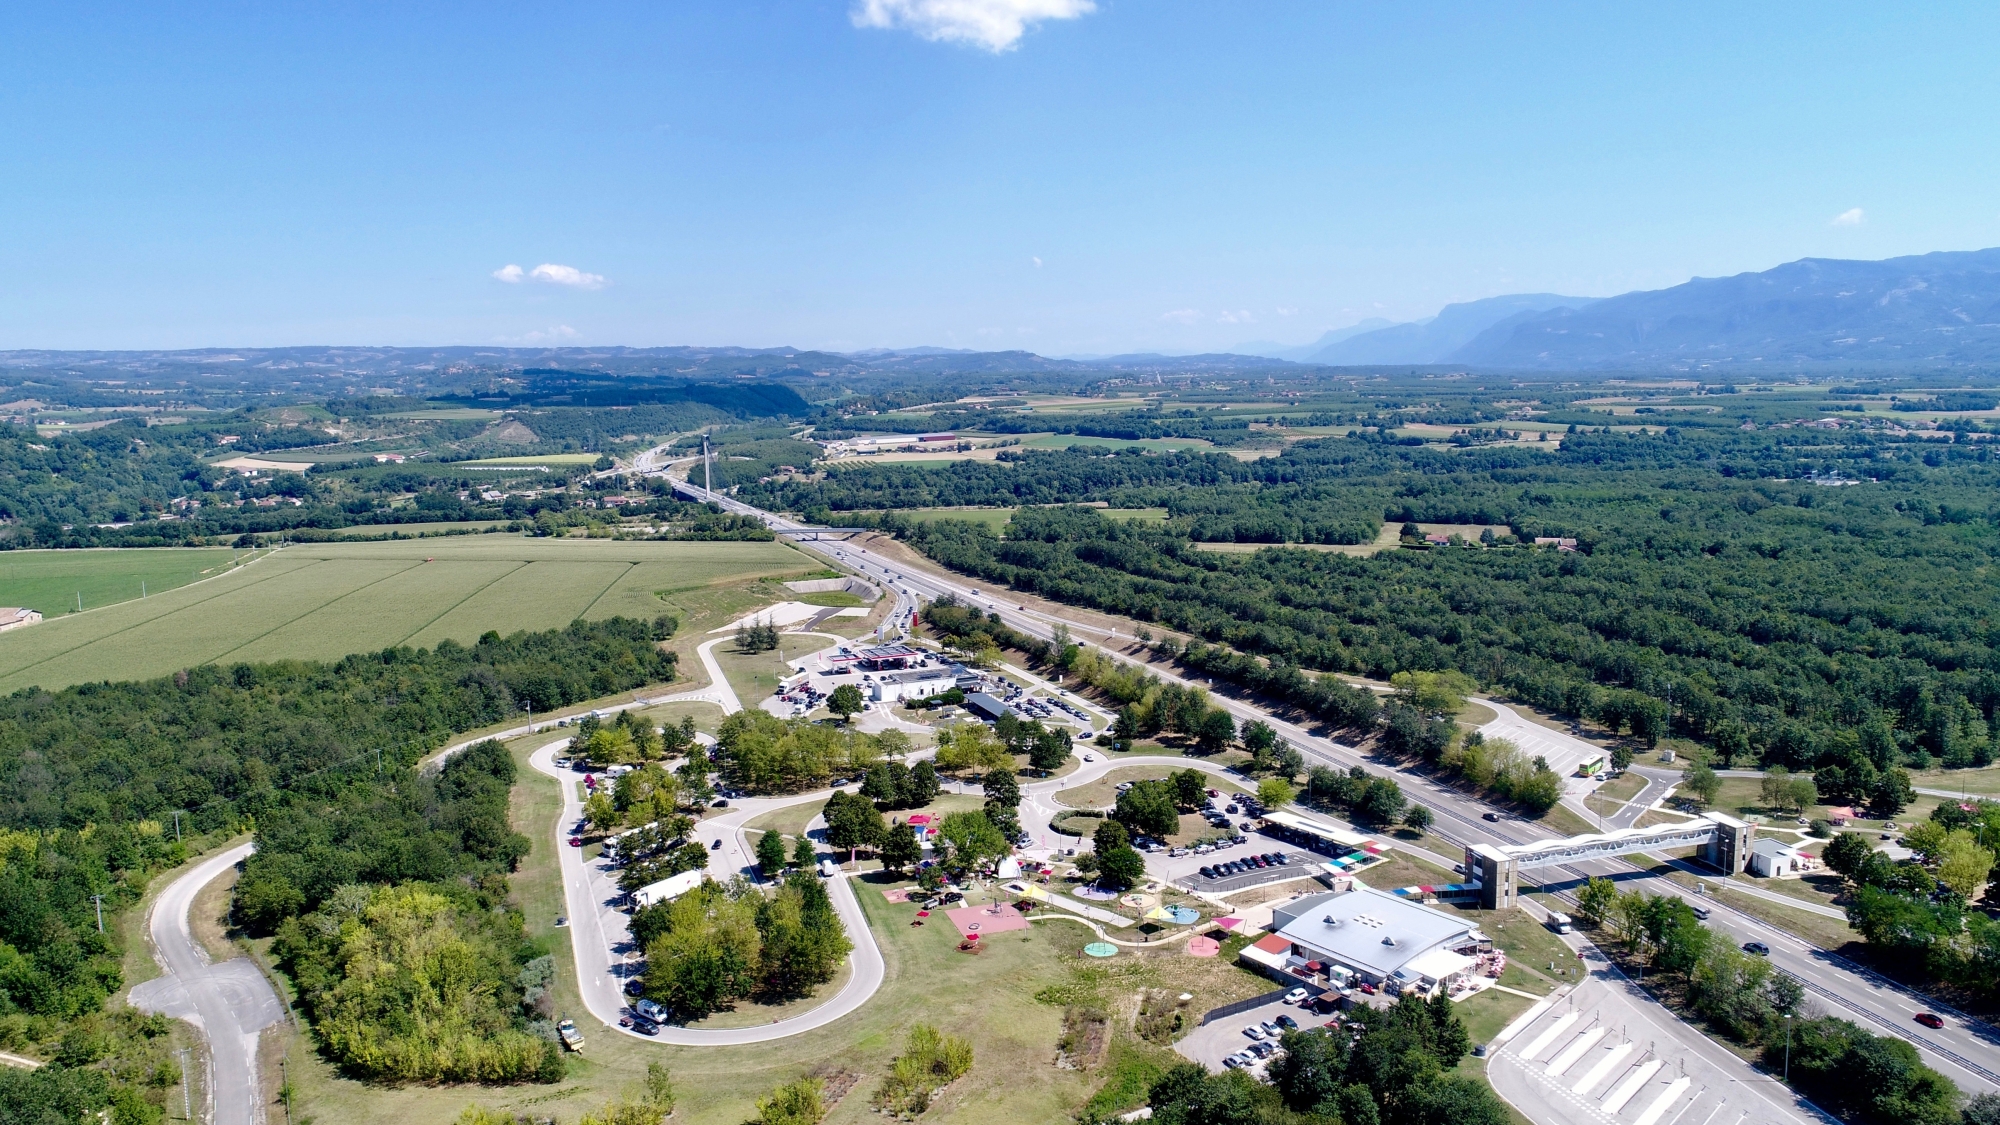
[1234,247,2000,369]
[8,248,1999,380]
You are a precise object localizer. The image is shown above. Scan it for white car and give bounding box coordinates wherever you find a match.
[1284,988,1308,1005]
[1243,1025,1265,1040]
[1081,753,1096,762]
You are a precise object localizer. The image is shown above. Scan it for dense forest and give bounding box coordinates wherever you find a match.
[0,616,682,1108]
[753,430,2000,774]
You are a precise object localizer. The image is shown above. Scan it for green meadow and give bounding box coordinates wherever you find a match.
[0,538,811,692]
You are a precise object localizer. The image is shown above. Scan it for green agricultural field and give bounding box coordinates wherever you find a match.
[0,538,813,692]
[0,547,257,617]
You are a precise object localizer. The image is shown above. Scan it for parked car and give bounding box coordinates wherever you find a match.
[1199,867,1216,879]
[1222,1054,1245,1069]
[636,998,666,1022]
[1252,1041,1276,1058]
[1915,1012,1945,1029]
[568,837,583,848]
[1243,1025,1265,1040]
[631,1016,660,1036]
[1284,988,1309,1004]
[1259,1020,1282,1038]
[1276,1014,1299,1031]
[557,1019,584,1052]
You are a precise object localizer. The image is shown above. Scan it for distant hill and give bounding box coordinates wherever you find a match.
[1307,294,1597,365]
[1228,319,1394,362]
[1451,248,2000,368]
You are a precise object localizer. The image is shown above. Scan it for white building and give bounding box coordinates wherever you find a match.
[867,665,966,703]
[1244,886,1485,997]
[1749,838,1812,878]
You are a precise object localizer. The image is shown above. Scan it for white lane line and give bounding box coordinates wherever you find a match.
[1573,1042,1635,1094]
[1520,1010,1580,1061]
[1631,1077,1692,1125]
[1602,1059,1663,1115]
[1547,1027,1606,1076]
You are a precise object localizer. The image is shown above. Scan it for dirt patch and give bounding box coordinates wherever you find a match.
[190,862,242,963]
[1057,1007,1111,1070]
[815,1066,862,1109]
[491,420,539,444]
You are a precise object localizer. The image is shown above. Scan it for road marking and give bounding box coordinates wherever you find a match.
[1547,1027,1606,1075]
[1520,1011,1579,1061]
[1572,1042,1635,1095]
[1631,1076,1691,1125]
[1602,1059,1663,1114]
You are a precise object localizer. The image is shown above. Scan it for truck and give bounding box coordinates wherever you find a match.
[818,858,839,878]
[557,1018,584,1052]
[1546,911,1573,934]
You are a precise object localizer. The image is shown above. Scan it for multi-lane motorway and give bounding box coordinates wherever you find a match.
[668,473,2000,1095]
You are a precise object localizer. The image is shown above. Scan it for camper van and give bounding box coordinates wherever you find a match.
[1546,912,1574,934]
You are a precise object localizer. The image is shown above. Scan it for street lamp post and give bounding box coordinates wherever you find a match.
[1784,1013,1792,1082]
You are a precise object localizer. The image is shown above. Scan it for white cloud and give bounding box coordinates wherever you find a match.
[852,0,1095,52]
[1275,306,1297,317]
[492,264,525,283]
[1831,207,1865,226]
[1217,309,1255,325]
[499,325,579,344]
[1159,308,1201,325]
[1031,255,1043,268]
[528,263,608,289]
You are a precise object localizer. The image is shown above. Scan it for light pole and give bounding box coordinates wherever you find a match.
[1783,1013,1792,1082]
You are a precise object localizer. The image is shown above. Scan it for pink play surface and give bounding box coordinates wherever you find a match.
[947,903,1030,939]
[1185,936,1221,957]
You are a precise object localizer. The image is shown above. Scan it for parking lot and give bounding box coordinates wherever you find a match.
[1175,849,1316,893]
[1175,991,1332,1074]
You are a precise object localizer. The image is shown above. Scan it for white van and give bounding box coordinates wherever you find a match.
[818,859,839,878]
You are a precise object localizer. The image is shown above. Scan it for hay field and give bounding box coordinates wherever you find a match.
[0,547,256,617]
[0,538,811,692]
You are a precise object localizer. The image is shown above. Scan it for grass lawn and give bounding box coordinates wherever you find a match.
[1053,766,1250,811]
[293,729,1283,1125]
[0,538,815,692]
[1537,802,1599,838]
[1454,988,1535,1047]
[795,590,866,607]
[1584,771,1648,817]
[1355,850,1458,892]
[1912,766,2000,797]
[0,546,259,618]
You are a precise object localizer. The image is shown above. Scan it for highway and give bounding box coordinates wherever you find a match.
[667,474,2000,1094]
[130,843,287,1125]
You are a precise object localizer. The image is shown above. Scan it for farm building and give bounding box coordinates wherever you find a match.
[0,608,43,632]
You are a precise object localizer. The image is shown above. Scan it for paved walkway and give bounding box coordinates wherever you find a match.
[130,843,287,1125]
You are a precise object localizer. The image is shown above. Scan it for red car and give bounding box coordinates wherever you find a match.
[568,837,583,848]
[1915,1012,1945,1029]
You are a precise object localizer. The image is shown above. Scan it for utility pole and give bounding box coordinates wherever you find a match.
[172,810,182,843]
[92,894,104,932]
[702,433,712,492]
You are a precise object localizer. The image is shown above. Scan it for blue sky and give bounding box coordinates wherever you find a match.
[4,2,1998,354]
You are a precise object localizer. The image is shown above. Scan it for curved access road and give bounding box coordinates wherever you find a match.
[130,842,286,1125]
[531,738,887,1045]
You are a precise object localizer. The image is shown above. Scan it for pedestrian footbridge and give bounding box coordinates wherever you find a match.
[1465,811,1752,909]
